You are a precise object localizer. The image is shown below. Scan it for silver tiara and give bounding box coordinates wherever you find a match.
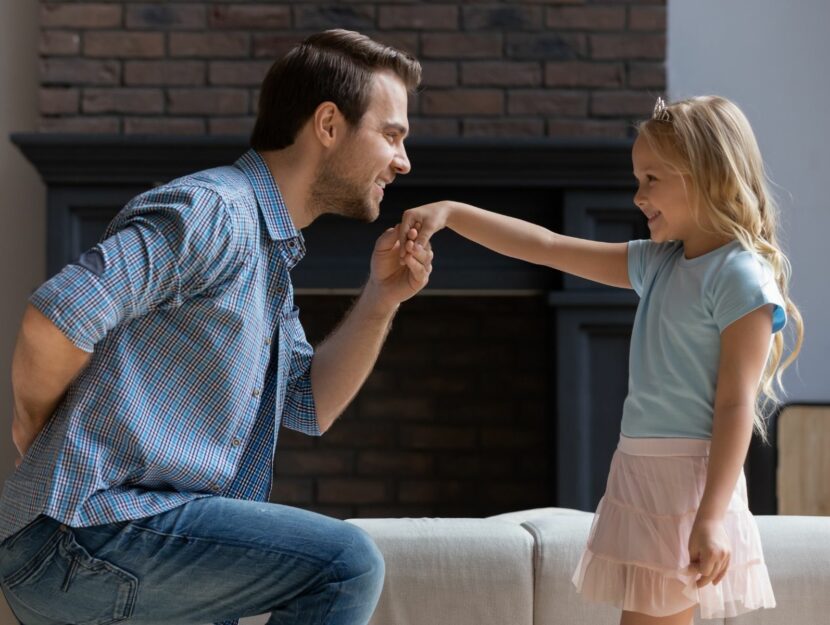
[652,96,672,122]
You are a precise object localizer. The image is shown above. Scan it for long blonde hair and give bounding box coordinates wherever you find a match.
[638,95,803,439]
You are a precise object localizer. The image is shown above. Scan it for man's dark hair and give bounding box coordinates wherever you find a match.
[250,29,422,151]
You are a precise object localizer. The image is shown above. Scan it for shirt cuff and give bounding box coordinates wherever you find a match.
[282,371,321,437]
[29,265,119,352]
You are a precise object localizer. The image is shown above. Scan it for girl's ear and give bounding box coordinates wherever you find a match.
[312,102,343,148]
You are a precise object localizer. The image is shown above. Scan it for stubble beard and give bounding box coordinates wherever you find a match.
[309,151,378,224]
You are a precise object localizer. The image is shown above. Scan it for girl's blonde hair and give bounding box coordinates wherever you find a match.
[638,95,803,439]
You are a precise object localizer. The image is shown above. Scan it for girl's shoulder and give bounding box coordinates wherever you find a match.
[705,243,786,333]
[708,242,776,287]
[628,239,683,296]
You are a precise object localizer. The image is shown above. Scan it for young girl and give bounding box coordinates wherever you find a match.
[397,95,803,625]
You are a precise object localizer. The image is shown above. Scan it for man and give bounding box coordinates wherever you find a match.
[0,30,431,625]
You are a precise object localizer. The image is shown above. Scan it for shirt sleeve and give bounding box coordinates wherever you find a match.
[281,306,320,436]
[627,239,685,296]
[29,185,246,352]
[710,251,787,334]
[627,239,648,295]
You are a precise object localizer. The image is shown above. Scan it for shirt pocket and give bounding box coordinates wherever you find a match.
[3,525,138,625]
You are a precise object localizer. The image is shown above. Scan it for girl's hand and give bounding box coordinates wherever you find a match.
[688,518,731,587]
[398,201,454,259]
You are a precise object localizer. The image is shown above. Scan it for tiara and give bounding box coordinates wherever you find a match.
[652,96,672,122]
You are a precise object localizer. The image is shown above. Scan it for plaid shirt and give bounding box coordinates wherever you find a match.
[0,149,320,544]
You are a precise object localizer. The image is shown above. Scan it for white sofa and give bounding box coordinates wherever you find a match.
[344,508,830,625]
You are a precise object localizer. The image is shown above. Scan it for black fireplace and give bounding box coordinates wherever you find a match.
[11,133,778,516]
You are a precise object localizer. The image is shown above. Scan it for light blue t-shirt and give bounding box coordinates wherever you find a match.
[621,239,787,440]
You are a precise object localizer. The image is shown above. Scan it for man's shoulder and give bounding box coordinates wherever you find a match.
[166,163,256,206]
[107,162,259,242]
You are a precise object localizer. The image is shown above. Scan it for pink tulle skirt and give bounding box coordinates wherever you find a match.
[572,436,776,619]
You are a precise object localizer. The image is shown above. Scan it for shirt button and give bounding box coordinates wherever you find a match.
[276,286,284,294]
[288,241,296,248]
[265,337,271,346]
[252,388,261,398]
[232,438,241,447]
[210,483,220,492]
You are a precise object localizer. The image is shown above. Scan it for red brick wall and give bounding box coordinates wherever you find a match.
[275,295,551,518]
[38,0,666,138]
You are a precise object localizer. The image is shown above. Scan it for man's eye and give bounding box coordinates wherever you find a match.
[647,174,657,183]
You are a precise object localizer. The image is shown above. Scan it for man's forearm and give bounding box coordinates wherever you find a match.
[12,304,91,457]
[310,284,398,433]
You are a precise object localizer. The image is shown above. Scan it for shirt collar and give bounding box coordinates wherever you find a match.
[235,149,300,243]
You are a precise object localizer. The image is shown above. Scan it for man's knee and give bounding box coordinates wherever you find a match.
[336,523,385,594]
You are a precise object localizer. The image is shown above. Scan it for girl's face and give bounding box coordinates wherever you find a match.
[632,135,698,247]
[632,134,732,258]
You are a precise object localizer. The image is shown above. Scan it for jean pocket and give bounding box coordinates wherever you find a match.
[3,526,138,625]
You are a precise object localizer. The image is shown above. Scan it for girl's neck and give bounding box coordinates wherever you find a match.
[681,232,735,260]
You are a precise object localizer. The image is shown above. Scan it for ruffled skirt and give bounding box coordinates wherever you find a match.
[572,436,775,619]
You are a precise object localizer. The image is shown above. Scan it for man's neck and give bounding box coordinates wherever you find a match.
[258,147,317,231]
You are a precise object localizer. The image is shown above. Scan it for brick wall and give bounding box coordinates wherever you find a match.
[38,0,666,138]
[274,295,551,518]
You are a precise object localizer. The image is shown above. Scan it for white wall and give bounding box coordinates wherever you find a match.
[0,0,45,621]
[668,0,830,402]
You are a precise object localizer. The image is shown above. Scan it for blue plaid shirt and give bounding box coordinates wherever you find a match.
[0,149,320,544]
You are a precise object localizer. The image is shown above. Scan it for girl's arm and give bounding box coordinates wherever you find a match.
[399,201,631,289]
[689,304,775,587]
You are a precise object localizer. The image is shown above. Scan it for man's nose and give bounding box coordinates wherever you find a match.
[393,144,411,175]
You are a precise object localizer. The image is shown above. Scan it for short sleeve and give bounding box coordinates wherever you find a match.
[710,251,787,334]
[627,239,678,296]
[29,185,247,351]
[281,307,320,436]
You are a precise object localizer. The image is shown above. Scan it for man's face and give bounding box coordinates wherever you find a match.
[311,71,411,222]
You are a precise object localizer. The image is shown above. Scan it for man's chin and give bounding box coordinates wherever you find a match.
[365,201,381,223]
[353,197,380,223]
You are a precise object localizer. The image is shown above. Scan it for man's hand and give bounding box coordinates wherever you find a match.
[366,225,433,311]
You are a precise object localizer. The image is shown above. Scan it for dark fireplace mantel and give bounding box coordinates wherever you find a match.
[12,133,635,186]
[11,133,642,294]
[10,133,776,513]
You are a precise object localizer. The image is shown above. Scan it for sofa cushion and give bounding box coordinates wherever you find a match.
[725,515,830,624]
[520,512,709,625]
[348,518,534,625]
[488,506,589,525]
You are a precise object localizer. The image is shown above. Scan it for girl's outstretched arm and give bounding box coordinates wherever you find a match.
[688,304,775,588]
[399,200,631,289]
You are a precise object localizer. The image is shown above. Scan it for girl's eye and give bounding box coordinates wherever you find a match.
[647,174,657,183]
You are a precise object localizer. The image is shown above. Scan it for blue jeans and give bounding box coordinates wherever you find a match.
[0,497,385,625]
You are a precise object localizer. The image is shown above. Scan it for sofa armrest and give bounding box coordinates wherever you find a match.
[348,518,534,625]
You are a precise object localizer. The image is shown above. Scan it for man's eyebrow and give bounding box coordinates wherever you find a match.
[384,123,409,139]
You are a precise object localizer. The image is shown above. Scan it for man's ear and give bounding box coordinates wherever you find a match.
[312,101,343,148]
